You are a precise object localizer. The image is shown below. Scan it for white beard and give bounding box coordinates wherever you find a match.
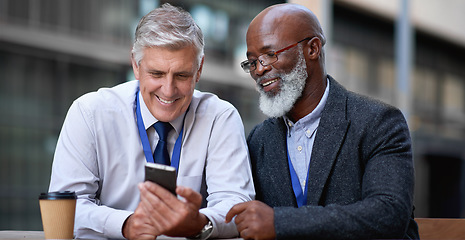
[257,48,308,118]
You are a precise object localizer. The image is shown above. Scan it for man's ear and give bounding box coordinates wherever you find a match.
[306,37,322,60]
[131,55,140,80]
[195,56,205,83]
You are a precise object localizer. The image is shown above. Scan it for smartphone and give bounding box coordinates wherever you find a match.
[144,162,177,195]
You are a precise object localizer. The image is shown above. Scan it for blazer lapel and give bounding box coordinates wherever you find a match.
[264,118,297,207]
[306,77,350,205]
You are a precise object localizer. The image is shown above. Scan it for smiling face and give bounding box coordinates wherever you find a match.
[245,4,327,121]
[246,27,303,97]
[132,46,202,122]
[255,45,308,118]
[245,7,309,117]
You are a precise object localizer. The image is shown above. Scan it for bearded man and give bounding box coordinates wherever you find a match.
[226,3,419,240]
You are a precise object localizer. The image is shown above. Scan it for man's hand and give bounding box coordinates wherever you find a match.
[225,200,275,240]
[122,213,156,240]
[123,182,207,239]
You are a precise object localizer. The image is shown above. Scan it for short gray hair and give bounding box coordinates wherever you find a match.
[132,3,204,68]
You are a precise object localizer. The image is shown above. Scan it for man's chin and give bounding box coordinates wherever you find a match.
[258,86,280,98]
[258,94,289,118]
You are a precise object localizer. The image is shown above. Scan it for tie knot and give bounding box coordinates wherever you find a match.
[154,121,172,141]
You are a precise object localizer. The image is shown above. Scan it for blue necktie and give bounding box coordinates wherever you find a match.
[153,121,172,165]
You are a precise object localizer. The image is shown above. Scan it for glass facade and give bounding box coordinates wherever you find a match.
[330,3,465,217]
[0,46,129,229]
[0,0,282,230]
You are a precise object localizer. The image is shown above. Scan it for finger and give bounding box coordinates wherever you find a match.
[139,234,157,240]
[139,183,166,212]
[225,202,248,223]
[143,182,183,214]
[234,217,248,233]
[138,183,156,210]
[176,186,202,208]
[233,210,246,226]
[138,184,176,231]
[144,181,178,202]
[128,208,162,238]
[239,228,253,240]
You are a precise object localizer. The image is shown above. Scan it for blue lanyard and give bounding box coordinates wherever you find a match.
[135,92,183,172]
[287,150,309,207]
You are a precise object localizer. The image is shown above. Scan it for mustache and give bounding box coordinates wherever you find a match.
[256,74,281,84]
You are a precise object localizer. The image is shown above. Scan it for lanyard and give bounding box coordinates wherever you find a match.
[287,150,309,207]
[136,91,183,172]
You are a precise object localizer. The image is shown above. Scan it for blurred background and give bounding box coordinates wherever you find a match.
[1,0,464,230]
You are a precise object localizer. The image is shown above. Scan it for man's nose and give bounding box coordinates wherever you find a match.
[162,76,176,96]
[254,61,271,76]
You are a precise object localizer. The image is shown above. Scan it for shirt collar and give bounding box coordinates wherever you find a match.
[284,77,330,133]
[138,91,185,135]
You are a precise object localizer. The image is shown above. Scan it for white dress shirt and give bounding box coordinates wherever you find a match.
[49,80,255,239]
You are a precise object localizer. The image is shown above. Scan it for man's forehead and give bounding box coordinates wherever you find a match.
[141,46,198,71]
[246,24,294,55]
[247,5,310,41]
[247,13,298,40]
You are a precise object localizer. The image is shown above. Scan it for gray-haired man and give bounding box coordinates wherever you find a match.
[49,4,254,239]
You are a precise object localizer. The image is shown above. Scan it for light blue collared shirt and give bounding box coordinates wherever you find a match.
[285,78,330,192]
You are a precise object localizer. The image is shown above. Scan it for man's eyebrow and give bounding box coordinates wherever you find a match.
[148,69,164,74]
[175,71,193,75]
[246,45,273,58]
[148,69,193,76]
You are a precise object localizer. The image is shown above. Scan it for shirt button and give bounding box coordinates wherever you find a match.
[297,146,303,151]
[306,129,311,134]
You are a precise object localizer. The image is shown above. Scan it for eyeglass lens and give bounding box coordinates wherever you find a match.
[241,37,313,73]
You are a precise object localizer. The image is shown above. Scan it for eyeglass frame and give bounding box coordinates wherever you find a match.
[240,36,315,73]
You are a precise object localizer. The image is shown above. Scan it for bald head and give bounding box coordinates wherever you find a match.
[247,3,326,47]
[245,3,328,121]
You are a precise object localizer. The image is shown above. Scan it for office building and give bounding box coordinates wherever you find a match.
[1,0,464,230]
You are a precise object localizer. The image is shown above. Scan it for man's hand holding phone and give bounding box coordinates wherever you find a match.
[122,163,208,239]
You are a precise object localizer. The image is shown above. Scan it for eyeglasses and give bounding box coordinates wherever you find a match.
[240,37,314,73]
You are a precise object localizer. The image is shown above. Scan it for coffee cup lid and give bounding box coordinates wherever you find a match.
[39,191,77,200]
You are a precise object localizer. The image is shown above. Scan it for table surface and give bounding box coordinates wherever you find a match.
[0,231,242,240]
[0,231,45,240]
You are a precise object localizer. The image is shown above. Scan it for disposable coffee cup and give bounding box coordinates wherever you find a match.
[39,191,77,239]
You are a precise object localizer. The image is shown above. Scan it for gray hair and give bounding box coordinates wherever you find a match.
[132,3,204,68]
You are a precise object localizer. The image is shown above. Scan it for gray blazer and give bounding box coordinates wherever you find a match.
[247,76,419,239]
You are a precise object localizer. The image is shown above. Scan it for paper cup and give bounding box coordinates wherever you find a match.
[39,191,76,239]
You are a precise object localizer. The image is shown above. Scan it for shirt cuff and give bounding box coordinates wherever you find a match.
[103,210,133,239]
